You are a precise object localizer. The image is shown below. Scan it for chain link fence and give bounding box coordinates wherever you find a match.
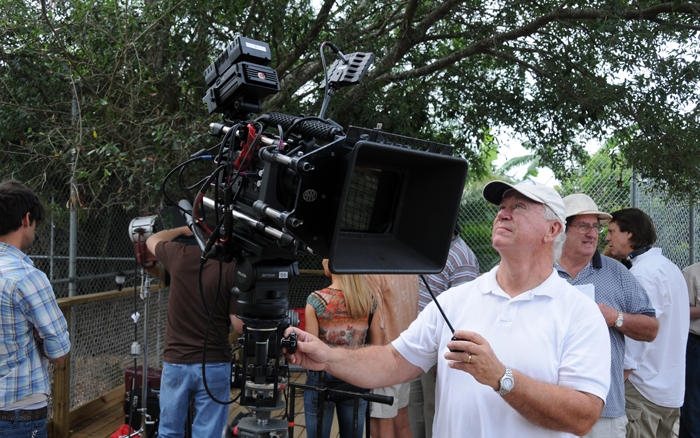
[26,191,139,299]
[457,146,699,272]
[634,182,698,269]
[46,286,170,420]
[67,288,170,410]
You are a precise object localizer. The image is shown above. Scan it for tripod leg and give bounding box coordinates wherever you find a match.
[185,399,194,438]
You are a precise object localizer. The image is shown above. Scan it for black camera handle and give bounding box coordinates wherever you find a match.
[287,376,394,438]
[419,274,466,353]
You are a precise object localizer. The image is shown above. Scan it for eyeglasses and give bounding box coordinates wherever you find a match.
[570,223,606,234]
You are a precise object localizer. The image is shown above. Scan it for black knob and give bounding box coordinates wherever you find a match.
[281,332,298,354]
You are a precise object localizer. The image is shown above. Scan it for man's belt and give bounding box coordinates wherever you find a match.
[0,407,48,422]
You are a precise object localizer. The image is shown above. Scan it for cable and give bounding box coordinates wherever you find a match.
[193,193,213,235]
[197,243,230,348]
[127,238,144,437]
[161,155,214,214]
[277,124,284,150]
[318,41,348,119]
[199,258,238,405]
[419,274,457,334]
[318,42,330,118]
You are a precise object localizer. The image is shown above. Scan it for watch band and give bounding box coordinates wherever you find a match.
[496,367,514,396]
[615,311,624,328]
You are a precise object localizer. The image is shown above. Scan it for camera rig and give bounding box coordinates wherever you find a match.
[163,36,468,437]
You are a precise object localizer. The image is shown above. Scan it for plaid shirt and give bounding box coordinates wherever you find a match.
[0,242,71,408]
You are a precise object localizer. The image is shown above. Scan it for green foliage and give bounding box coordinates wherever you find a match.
[558,140,632,212]
[498,152,542,180]
[1,0,699,213]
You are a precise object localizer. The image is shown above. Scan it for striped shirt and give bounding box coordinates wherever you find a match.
[418,236,479,313]
[0,242,71,408]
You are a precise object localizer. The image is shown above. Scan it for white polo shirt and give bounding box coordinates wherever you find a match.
[393,265,610,438]
[625,247,689,408]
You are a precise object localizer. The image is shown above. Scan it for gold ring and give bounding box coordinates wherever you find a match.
[467,354,472,364]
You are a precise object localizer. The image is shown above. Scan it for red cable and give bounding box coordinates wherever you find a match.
[233,124,260,171]
[194,193,213,234]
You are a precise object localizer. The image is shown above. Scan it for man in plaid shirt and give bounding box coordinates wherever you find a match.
[0,180,71,438]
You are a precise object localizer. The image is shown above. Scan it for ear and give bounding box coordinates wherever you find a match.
[543,221,563,243]
[21,212,32,228]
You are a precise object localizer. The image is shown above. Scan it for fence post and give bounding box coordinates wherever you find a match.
[68,80,79,298]
[50,196,55,282]
[630,169,639,208]
[53,306,71,438]
[690,197,696,266]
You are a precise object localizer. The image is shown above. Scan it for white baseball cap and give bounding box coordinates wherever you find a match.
[483,180,567,224]
[562,193,612,224]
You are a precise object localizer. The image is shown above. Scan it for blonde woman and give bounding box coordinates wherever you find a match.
[304,259,381,438]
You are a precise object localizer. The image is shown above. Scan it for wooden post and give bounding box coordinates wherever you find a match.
[52,306,71,438]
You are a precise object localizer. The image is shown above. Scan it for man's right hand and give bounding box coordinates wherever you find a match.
[283,327,332,371]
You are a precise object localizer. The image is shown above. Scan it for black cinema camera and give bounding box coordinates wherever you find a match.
[165,35,468,437]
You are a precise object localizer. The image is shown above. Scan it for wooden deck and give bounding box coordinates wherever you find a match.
[60,373,681,438]
[67,372,361,438]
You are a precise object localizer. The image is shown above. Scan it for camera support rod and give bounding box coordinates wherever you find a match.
[201,197,296,245]
[209,123,287,149]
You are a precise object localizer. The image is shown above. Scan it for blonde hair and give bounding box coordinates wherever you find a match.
[338,274,375,319]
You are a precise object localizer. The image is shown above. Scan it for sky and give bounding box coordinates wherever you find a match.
[492,137,558,186]
[492,130,603,187]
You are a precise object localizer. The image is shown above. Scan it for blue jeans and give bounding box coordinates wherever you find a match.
[681,335,700,438]
[304,371,367,438]
[0,416,47,438]
[158,361,231,438]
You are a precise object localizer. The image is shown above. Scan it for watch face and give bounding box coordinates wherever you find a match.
[615,320,623,327]
[502,377,514,391]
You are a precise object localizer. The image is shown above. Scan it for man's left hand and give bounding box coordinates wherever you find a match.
[445,330,505,391]
[33,328,49,359]
[598,303,619,327]
[33,328,43,344]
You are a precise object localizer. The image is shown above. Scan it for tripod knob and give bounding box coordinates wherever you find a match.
[281,332,297,354]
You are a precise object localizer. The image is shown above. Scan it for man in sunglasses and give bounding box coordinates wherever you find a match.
[556,194,658,438]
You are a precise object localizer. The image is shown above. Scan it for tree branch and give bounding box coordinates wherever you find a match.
[376,3,700,83]
[275,0,336,74]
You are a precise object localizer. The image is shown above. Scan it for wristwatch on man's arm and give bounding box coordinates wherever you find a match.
[615,311,624,328]
[496,366,515,396]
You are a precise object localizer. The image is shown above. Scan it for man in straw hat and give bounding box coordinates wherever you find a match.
[556,194,658,438]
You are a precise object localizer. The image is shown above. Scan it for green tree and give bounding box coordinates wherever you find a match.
[1,0,699,211]
[558,139,632,213]
[457,129,509,272]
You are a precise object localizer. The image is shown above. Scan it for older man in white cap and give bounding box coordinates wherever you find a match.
[555,194,658,438]
[284,180,611,438]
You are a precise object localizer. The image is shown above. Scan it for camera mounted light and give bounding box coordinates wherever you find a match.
[115,272,126,291]
[128,216,159,268]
